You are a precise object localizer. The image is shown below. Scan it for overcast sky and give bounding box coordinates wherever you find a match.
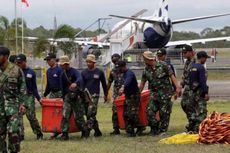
[0,0,230,32]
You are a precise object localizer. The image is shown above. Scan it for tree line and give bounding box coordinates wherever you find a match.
[0,15,230,57]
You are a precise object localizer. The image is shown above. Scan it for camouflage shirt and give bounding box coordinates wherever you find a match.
[0,63,27,116]
[141,61,174,99]
[108,67,124,98]
[181,58,196,87]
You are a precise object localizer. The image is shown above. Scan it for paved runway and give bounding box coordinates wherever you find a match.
[208,80,230,99]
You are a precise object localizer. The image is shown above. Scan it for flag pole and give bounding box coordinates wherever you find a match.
[21,2,24,54]
[15,0,18,54]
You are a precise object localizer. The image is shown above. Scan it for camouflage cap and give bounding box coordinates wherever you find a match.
[86,54,96,63]
[59,55,70,65]
[143,51,156,60]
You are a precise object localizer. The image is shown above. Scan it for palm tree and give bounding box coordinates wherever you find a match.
[0,15,9,46]
[33,37,49,58]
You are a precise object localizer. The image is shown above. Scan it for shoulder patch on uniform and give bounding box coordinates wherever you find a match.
[93,74,99,79]
[26,73,33,78]
[191,68,197,71]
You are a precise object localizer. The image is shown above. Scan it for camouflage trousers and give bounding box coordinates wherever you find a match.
[61,93,86,132]
[18,114,24,139]
[112,94,119,130]
[49,91,62,99]
[84,94,100,131]
[124,92,143,134]
[146,92,173,133]
[0,113,21,152]
[181,86,207,132]
[24,95,42,135]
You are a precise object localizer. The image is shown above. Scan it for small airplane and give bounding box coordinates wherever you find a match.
[24,0,230,65]
[108,0,230,56]
[23,9,147,58]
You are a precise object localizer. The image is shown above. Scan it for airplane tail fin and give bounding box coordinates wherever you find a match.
[154,0,169,18]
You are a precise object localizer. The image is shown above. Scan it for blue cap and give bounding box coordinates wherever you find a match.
[16,54,27,62]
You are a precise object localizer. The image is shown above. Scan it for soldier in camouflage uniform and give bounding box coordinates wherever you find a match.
[180,45,197,133]
[59,55,89,140]
[107,54,123,135]
[117,60,144,137]
[9,55,25,141]
[139,51,181,136]
[187,51,210,133]
[0,47,27,153]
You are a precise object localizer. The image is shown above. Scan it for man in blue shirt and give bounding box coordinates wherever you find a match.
[44,53,62,98]
[16,54,43,140]
[59,55,89,140]
[117,60,144,137]
[81,54,108,137]
[43,53,63,139]
[188,51,210,133]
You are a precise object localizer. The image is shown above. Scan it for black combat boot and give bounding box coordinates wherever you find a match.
[136,126,145,136]
[149,126,159,136]
[126,128,136,137]
[81,128,90,139]
[20,135,25,141]
[94,128,102,137]
[37,132,43,140]
[110,128,120,135]
[60,132,69,140]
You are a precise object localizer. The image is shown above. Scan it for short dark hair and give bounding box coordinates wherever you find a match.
[0,46,10,56]
[116,60,126,68]
[9,55,17,63]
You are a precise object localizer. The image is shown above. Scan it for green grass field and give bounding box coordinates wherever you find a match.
[21,101,230,153]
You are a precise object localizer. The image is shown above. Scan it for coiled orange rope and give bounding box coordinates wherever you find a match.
[198,111,230,144]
